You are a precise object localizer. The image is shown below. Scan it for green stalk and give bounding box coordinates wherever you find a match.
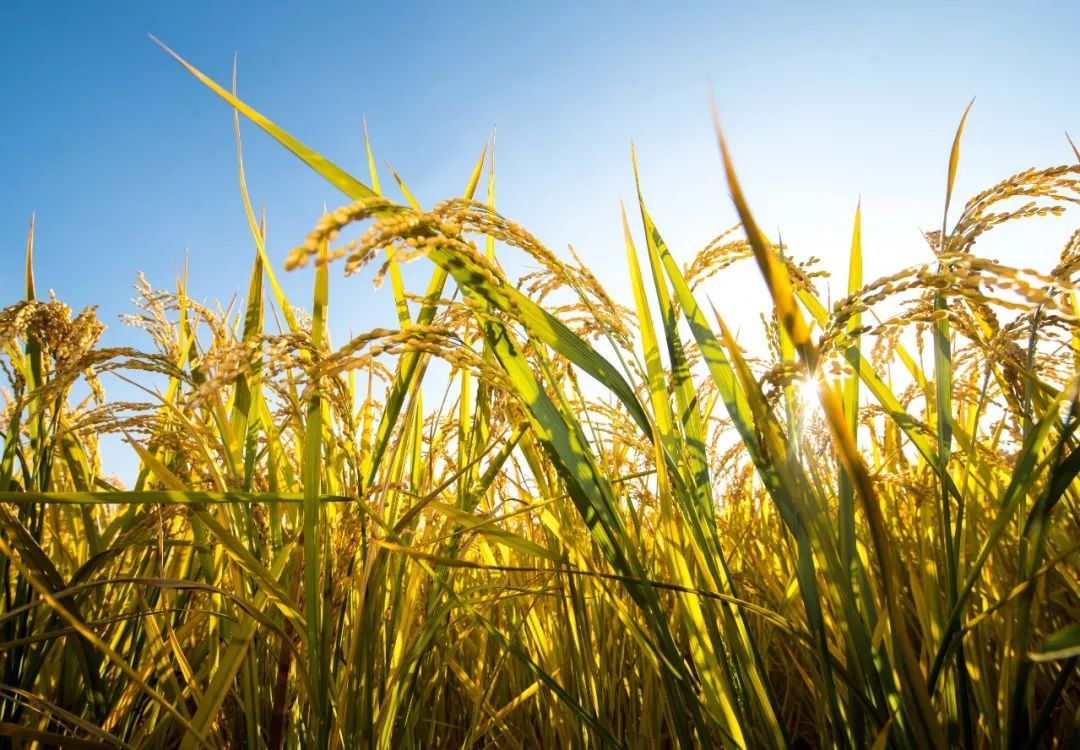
[304,246,330,745]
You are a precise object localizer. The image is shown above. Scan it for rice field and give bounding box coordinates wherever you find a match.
[0,44,1078,749]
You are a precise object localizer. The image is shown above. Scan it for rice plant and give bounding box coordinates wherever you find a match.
[0,43,1077,748]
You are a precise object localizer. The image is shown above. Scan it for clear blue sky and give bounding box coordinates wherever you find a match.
[3,1,1079,478]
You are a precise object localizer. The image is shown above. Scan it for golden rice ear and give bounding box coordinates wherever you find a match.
[5,37,1078,748]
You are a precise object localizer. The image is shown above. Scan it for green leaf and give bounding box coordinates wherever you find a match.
[1029,624,1080,662]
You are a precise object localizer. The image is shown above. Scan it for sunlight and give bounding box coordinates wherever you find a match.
[798,376,821,411]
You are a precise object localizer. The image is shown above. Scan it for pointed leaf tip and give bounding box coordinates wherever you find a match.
[944,98,975,221]
[1067,131,1080,164]
[25,212,36,301]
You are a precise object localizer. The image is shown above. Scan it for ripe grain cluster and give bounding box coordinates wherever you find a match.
[0,50,1077,749]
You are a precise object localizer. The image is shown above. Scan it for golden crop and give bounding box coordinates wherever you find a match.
[0,47,1076,749]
